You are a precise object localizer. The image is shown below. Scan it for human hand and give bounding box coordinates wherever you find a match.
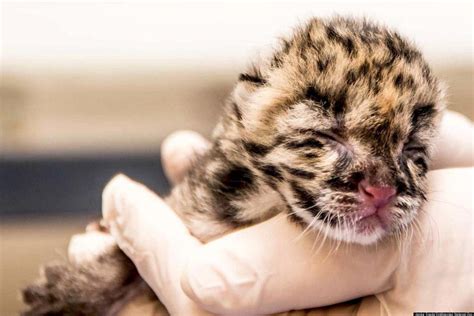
[431,110,473,169]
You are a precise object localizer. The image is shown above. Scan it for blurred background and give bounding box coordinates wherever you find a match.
[0,0,472,314]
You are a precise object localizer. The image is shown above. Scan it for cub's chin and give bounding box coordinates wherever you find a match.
[329,203,404,245]
[310,213,395,246]
[349,222,389,246]
[321,224,388,246]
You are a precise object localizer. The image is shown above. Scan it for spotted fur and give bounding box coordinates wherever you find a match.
[23,16,444,315]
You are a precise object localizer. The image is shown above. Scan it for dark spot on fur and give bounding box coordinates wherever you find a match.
[326,25,357,57]
[390,127,402,145]
[257,164,284,182]
[215,164,255,196]
[305,86,330,109]
[385,34,420,64]
[271,55,283,68]
[358,119,391,148]
[326,174,359,192]
[359,61,370,76]
[348,171,365,185]
[286,184,336,227]
[290,180,317,211]
[243,141,272,156]
[232,102,242,121]
[414,157,428,175]
[304,152,319,159]
[372,83,381,94]
[346,70,357,85]
[287,211,307,226]
[343,37,357,57]
[238,73,266,85]
[397,157,419,196]
[212,164,259,225]
[393,73,415,91]
[308,39,326,54]
[405,75,415,89]
[317,55,333,72]
[326,25,339,41]
[368,69,383,94]
[281,38,292,54]
[215,202,247,226]
[411,103,436,127]
[394,73,404,89]
[395,178,408,195]
[282,165,316,180]
[374,68,384,82]
[421,63,432,82]
[332,90,347,118]
[385,36,398,59]
[384,36,400,66]
[289,181,337,226]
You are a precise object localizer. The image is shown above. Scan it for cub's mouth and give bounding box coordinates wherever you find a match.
[352,205,393,237]
[307,180,402,245]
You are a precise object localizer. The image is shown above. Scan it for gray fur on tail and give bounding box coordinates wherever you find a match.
[21,247,154,316]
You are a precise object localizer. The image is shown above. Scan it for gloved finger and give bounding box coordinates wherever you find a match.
[161,130,211,185]
[102,174,211,315]
[379,167,474,314]
[69,131,209,280]
[432,110,473,169]
[181,213,400,315]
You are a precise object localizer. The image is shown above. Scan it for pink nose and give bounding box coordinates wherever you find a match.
[359,180,396,208]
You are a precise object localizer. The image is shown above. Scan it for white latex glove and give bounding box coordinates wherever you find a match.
[431,110,473,169]
[72,111,473,315]
[102,174,209,316]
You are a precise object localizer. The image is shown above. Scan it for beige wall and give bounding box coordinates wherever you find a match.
[1,65,472,155]
[0,67,234,154]
[2,1,472,155]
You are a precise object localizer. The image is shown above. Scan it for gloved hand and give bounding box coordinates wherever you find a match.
[70,111,473,315]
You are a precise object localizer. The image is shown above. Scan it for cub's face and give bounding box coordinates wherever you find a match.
[226,18,444,244]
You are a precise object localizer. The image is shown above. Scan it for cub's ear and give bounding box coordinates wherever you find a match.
[230,64,284,134]
[238,60,268,84]
[232,67,267,110]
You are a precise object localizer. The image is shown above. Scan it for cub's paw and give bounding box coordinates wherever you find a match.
[21,247,140,316]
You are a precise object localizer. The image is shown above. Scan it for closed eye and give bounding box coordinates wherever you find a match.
[314,130,345,145]
[293,128,346,147]
[403,144,427,156]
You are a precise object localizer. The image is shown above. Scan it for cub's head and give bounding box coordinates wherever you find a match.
[218,17,445,244]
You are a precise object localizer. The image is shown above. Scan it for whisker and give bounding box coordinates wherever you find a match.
[311,219,332,260]
[294,216,317,241]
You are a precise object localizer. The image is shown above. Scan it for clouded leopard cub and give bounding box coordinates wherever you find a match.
[23,16,444,315]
